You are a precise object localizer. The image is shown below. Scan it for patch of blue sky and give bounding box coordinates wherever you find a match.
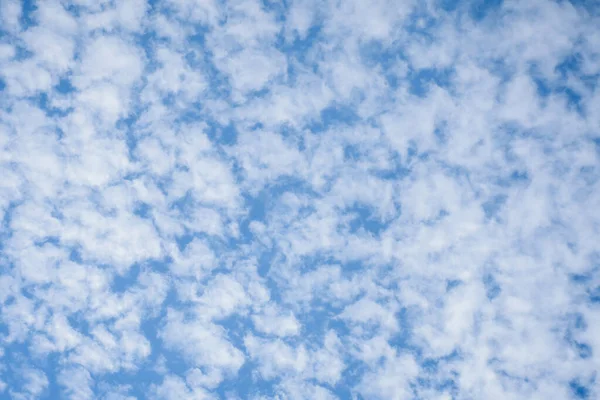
[409,67,455,97]
[308,103,361,133]
[567,0,600,15]
[482,272,501,300]
[570,379,592,399]
[469,0,503,21]
[345,204,391,236]
[19,0,37,27]
[481,193,507,220]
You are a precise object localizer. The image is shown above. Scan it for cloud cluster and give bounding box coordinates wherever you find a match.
[1,0,599,398]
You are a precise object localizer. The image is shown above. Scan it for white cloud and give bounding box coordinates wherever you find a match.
[11,368,49,400]
[244,334,309,379]
[74,36,144,89]
[150,374,213,400]
[0,0,21,34]
[252,304,301,337]
[58,367,95,400]
[159,309,245,378]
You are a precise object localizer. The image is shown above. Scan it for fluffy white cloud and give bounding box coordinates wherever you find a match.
[160,309,245,377]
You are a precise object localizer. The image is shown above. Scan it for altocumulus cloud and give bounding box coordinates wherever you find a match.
[0,0,599,399]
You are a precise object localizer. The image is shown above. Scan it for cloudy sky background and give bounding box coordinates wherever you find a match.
[0,0,599,398]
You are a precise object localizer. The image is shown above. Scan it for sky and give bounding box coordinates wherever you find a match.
[0,0,599,399]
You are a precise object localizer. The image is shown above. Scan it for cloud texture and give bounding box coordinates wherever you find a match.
[1,0,600,398]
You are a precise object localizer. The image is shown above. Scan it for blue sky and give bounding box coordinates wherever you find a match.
[0,0,599,399]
